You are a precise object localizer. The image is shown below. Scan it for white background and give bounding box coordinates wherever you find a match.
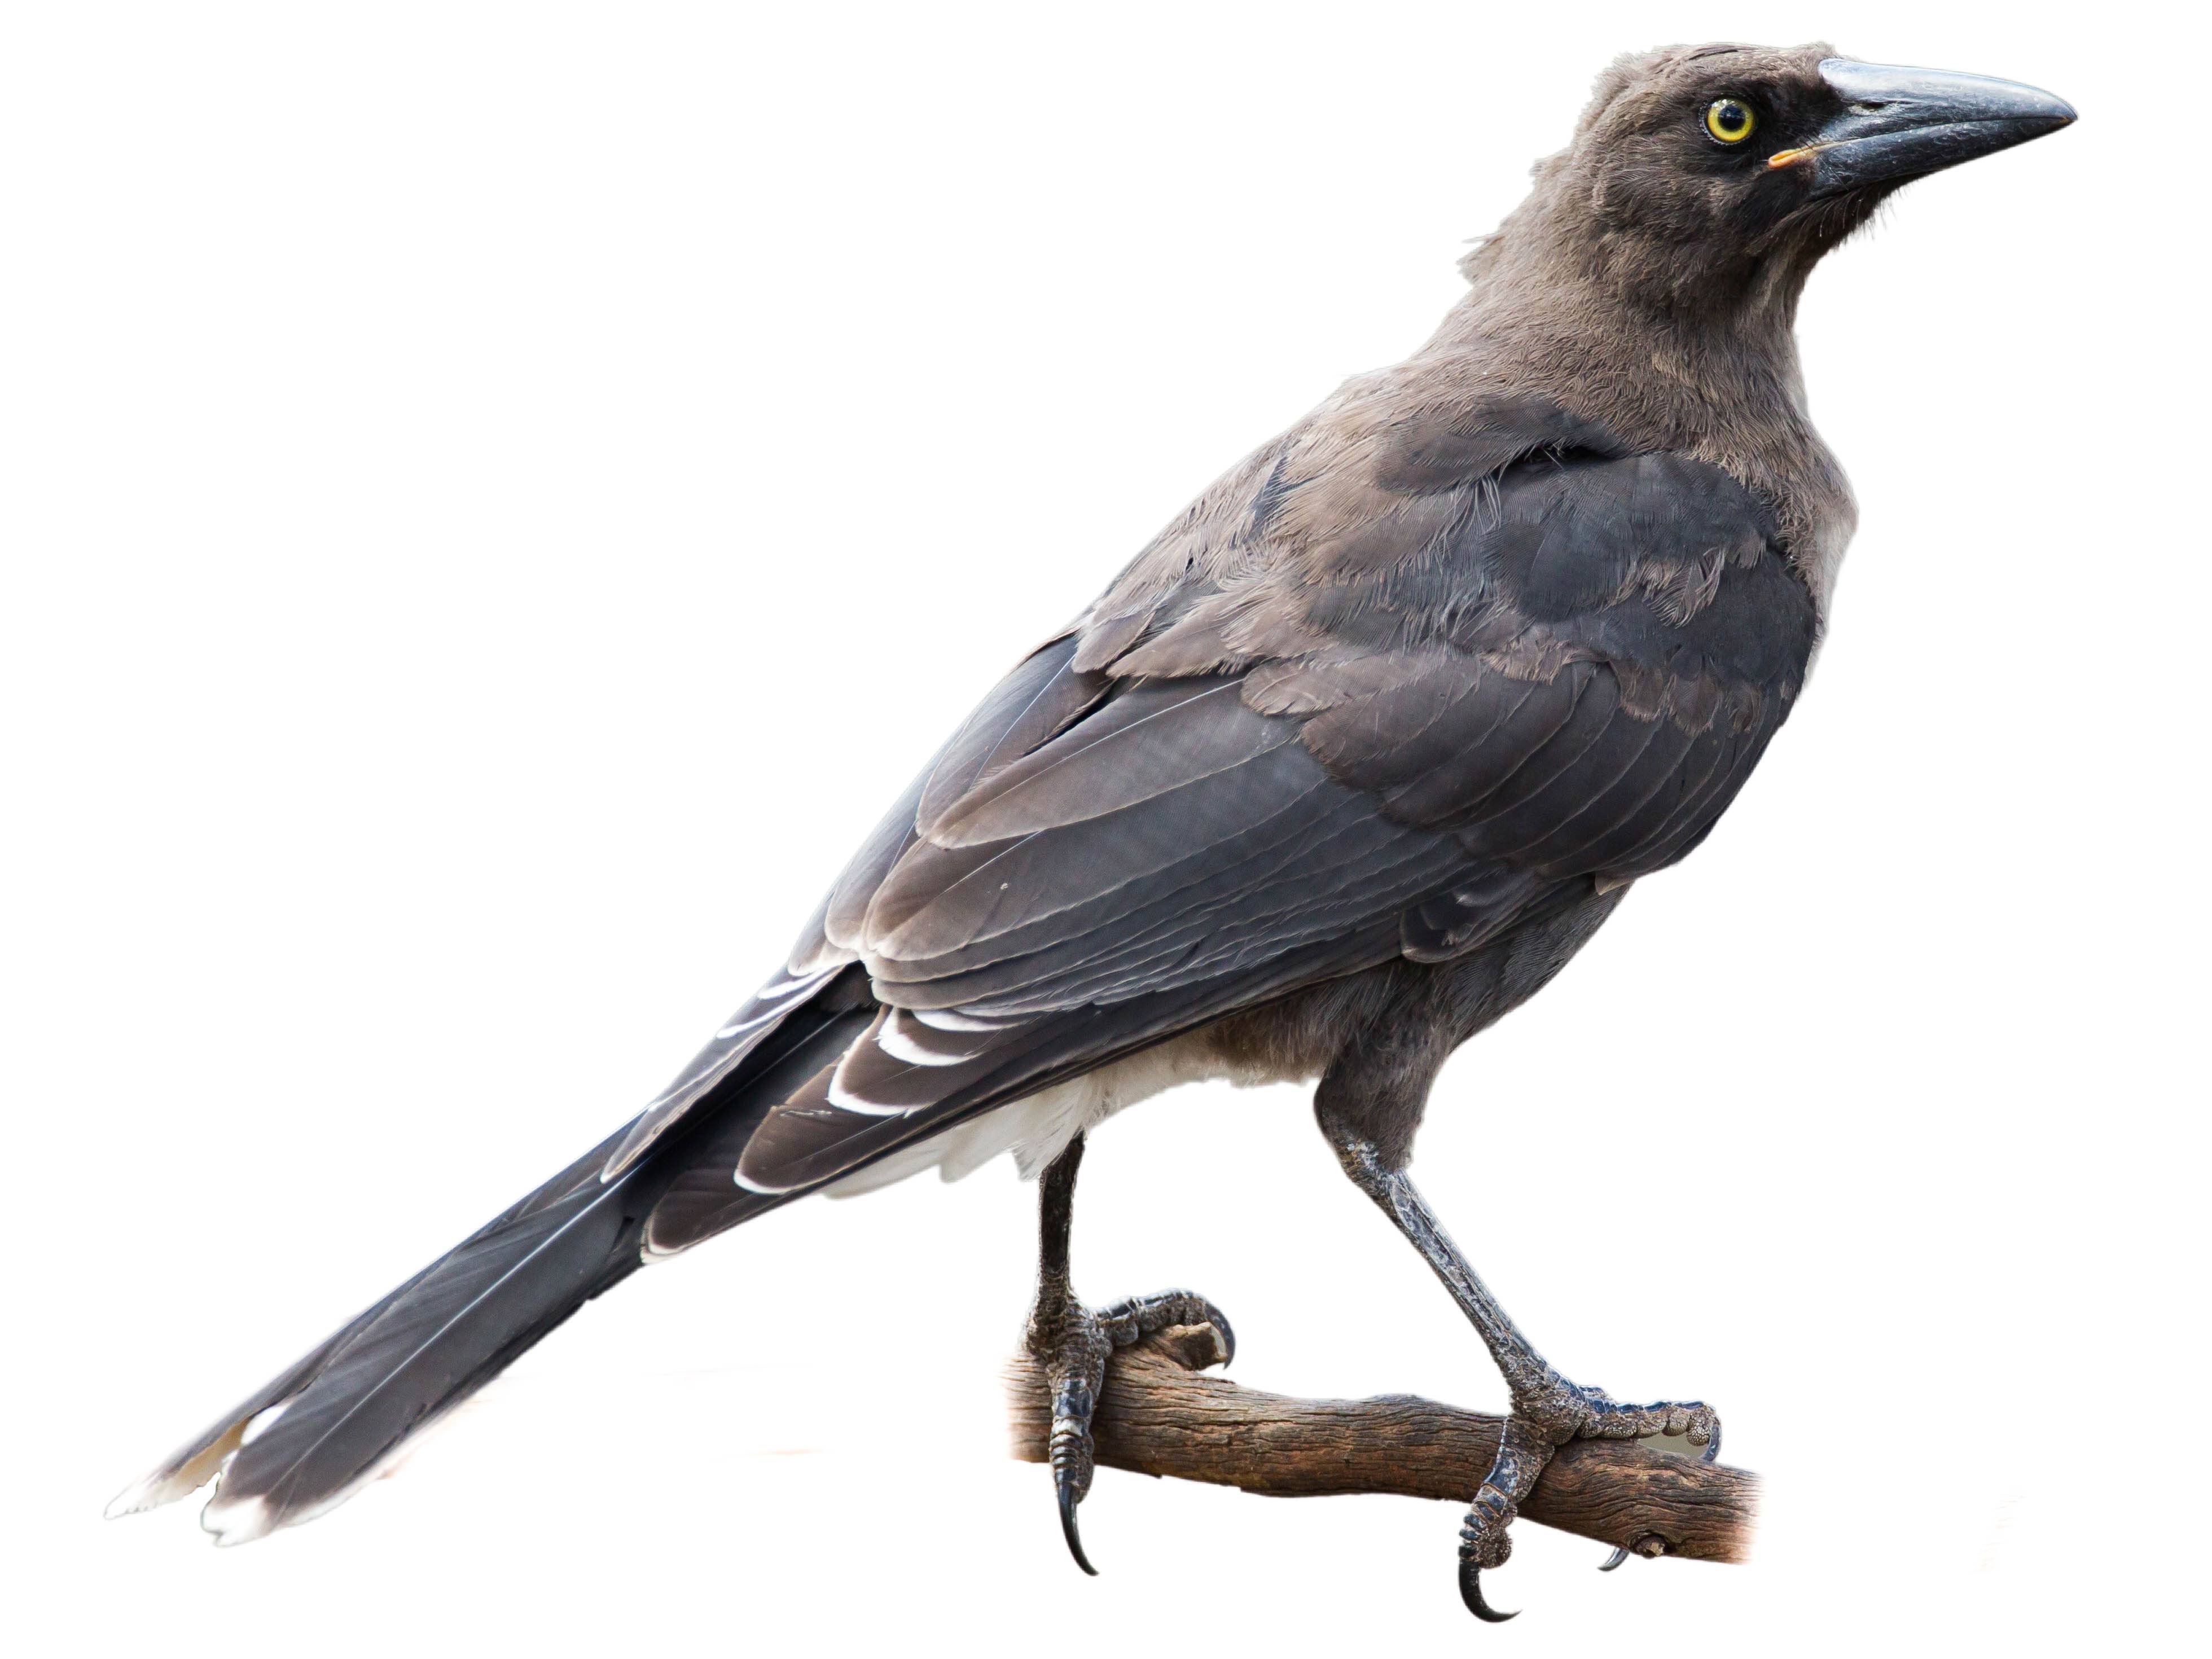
[5,2,2203,1654]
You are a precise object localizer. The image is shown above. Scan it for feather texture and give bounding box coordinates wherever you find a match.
[117,367,1827,1546]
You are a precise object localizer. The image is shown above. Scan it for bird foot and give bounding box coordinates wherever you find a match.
[1460,1376,1720,1620]
[1024,1288,1234,1575]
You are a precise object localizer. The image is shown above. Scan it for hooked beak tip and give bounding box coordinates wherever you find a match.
[1794,59,2077,198]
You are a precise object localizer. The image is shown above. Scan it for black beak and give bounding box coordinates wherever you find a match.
[1775,60,2075,199]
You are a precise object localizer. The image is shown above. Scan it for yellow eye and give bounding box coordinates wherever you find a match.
[1705,98,1757,144]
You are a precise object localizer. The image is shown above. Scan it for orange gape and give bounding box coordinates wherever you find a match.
[111,41,2073,1629]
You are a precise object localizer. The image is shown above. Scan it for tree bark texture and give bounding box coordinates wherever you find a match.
[1006,1328,1755,1564]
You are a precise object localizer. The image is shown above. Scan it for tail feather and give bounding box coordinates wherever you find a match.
[107,951,1204,1540]
[103,1316,372,1522]
[112,1123,653,1543]
[207,1128,657,1543]
[109,982,876,1543]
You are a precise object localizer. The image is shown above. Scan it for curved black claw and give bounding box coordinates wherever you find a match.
[1208,1305,1237,1369]
[1055,1470,1099,1576]
[1459,1559,1518,1623]
[1701,1420,1723,1463]
[1598,1545,1631,1572]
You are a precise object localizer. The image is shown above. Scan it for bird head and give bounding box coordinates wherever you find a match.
[1486,43,2075,321]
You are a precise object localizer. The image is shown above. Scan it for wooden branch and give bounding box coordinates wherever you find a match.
[1007,1327,1755,1564]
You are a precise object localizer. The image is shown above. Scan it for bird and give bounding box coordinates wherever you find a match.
[107,41,2074,1622]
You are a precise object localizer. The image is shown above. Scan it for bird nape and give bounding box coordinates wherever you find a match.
[107,42,2072,1623]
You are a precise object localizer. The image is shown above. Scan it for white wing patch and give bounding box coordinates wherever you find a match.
[874,1008,992,1068]
[822,1031,1289,1198]
[602,963,845,1180]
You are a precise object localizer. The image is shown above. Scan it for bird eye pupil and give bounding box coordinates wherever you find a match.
[1705,98,1756,143]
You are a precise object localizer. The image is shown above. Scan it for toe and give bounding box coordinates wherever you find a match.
[1458,1507,1520,1621]
[1046,1370,1103,1576]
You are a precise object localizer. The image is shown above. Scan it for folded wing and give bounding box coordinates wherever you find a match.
[641,398,1819,1247]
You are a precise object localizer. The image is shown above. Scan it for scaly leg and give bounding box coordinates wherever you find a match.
[1024,1133,1234,1574]
[1318,1111,1718,1621]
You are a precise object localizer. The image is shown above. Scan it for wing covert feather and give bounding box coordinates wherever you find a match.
[643,397,1819,1214]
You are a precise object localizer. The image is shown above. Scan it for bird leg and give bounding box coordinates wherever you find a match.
[1024,1132,1234,1575]
[1318,1113,1718,1621]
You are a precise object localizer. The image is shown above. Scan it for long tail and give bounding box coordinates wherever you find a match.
[107,998,871,1545]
